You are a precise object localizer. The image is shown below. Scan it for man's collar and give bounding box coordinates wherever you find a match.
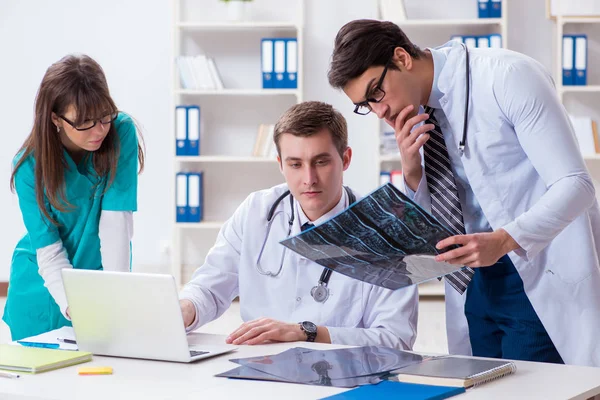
[296,188,347,229]
[426,45,450,109]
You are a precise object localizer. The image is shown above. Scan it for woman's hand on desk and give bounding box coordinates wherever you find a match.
[226,318,305,345]
[179,300,196,328]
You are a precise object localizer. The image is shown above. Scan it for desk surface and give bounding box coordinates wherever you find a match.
[2,332,600,400]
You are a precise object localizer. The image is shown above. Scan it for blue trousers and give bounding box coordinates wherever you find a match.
[464,255,564,364]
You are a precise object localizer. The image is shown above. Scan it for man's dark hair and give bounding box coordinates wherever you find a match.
[328,19,425,89]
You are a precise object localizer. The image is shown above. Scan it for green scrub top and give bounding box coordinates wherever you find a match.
[3,113,138,341]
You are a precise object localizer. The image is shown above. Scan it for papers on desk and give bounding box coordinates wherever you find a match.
[280,183,464,290]
[217,346,424,388]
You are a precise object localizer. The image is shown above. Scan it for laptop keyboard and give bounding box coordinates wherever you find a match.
[190,350,209,357]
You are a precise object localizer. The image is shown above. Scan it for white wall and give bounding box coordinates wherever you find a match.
[0,0,597,280]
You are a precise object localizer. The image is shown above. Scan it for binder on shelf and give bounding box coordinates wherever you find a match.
[175,106,188,156]
[489,33,502,48]
[380,171,391,186]
[478,0,489,18]
[207,58,224,90]
[274,39,286,89]
[450,35,463,44]
[575,35,588,86]
[489,0,501,18]
[378,0,407,21]
[477,36,490,49]
[563,35,575,86]
[464,36,477,49]
[261,39,274,89]
[285,38,298,89]
[390,170,403,189]
[187,172,204,223]
[253,124,276,157]
[176,173,188,223]
[187,106,201,156]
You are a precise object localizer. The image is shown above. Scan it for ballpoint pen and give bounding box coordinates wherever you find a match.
[16,341,60,349]
[56,338,77,345]
[0,371,20,379]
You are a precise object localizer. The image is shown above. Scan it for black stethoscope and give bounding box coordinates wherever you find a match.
[255,187,356,303]
[458,43,470,155]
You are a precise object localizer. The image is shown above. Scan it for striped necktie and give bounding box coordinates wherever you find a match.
[423,105,474,294]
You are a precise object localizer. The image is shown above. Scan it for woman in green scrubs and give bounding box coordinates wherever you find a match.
[3,54,145,340]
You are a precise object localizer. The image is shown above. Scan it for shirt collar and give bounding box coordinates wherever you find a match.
[426,45,449,109]
[296,188,347,230]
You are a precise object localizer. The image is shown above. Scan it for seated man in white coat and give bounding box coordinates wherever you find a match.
[179,101,418,349]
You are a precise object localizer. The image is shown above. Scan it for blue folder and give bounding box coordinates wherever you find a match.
[320,381,465,400]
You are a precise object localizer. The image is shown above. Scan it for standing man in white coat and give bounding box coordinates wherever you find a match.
[329,19,600,367]
[179,101,418,349]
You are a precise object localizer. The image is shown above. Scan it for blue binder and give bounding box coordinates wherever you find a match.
[187,172,203,223]
[489,33,502,48]
[463,36,477,49]
[176,172,188,223]
[261,38,274,89]
[562,35,575,86]
[285,38,298,89]
[478,0,489,18]
[186,106,200,156]
[175,106,187,156]
[574,35,588,86]
[321,381,465,400]
[273,39,286,89]
[489,0,501,18]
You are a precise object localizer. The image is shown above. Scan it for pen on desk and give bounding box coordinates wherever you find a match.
[17,341,60,349]
[57,338,77,345]
[0,371,20,379]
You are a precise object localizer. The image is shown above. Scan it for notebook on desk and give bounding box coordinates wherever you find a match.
[390,356,516,388]
[0,344,92,374]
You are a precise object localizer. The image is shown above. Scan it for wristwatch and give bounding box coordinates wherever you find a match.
[299,321,317,342]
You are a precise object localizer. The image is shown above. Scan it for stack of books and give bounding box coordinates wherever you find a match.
[176,55,224,90]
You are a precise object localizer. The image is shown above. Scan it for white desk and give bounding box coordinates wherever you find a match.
[2,332,600,400]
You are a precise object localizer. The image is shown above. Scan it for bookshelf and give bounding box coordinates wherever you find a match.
[374,0,508,298]
[171,0,304,286]
[553,15,600,168]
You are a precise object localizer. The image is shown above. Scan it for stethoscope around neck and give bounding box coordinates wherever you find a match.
[458,43,470,154]
[255,187,356,303]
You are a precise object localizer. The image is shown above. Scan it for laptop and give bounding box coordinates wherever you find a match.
[62,269,236,363]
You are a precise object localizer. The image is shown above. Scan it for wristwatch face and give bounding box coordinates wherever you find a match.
[301,321,317,334]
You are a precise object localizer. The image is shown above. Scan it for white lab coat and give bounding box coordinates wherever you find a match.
[415,41,600,366]
[180,184,419,349]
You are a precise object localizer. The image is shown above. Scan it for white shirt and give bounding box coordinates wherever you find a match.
[406,46,492,235]
[37,211,132,318]
[180,184,419,349]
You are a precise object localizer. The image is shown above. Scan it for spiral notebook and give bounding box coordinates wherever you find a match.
[390,356,516,388]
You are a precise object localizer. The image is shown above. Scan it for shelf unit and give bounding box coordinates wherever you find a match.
[171,0,304,286]
[554,16,600,102]
[553,15,600,164]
